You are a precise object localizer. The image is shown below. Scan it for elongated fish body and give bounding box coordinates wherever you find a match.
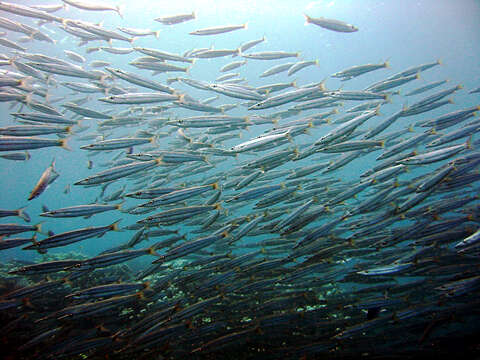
[366,73,419,92]
[0,2,63,22]
[134,47,193,63]
[0,125,70,137]
[0,207,30,221]
[99,93,179,104]
[66,282,148,300]
[377,132,433,160]
[138,205,219,225]
[0,223,41,236]
[0,16,33,35]
[221,60,247,72]
[62,0,122,16]
[118,27,159,38]
[239,36,266,53]
[260,62,295,77]
[28,159,57,201]
[315,109,378,146]
[230,132,291,153]
[0,136,67,151]
[0,151,30,161]
[357,263,413,275]
[64,50,85,63]
[242,51,299,60]
[210,83,265,101]
[386,60,441,81]
[328,90,388,101]
[420,106,480,129]
[363,110,403,139]
[131,61,189,73]
[81,137,154,151]
[455,228,480,249]
[40,203,121,218]
[405,79,449,96]
[190,24,247,36]
[9,260,80,275]
[332,61,388,80]
[65,20,132,42]
[404,85,462,111]
[227,184,283,202]
[401,98,452,117]
[100,46,134,54]
[288,60,319,76]
[154,233,227,263]
[75,160,161,185]
[155,12,195,25]
[27,62,102,80]
[304,14,358,32]
[61,82,103,93]
[398,142,469,165]
[0,236,35,250]
[415,164,455,192]
[12,112,77,125]
[249,85,324,110]
[23,220,120,251]
[141,183,218,207]
[175,97,223,113]
[62,103,112,119]
[319,140,384,153]
[193,49,239,58]
[427,122,480,147]
[105,68,175,94]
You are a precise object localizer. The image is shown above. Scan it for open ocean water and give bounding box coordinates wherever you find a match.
[0,0,479,359]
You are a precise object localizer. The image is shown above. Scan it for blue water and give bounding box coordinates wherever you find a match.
[1,0,479,261]
[0,1,480,356]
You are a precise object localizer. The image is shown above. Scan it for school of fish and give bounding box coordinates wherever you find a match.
[0,1,480,359]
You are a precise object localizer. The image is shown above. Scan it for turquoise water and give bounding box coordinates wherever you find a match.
[1,0,480,358]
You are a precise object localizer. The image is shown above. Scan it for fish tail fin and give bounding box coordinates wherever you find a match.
[243,22,248,30]
[466,135,473,149]
[303,13,311,25]
[154,31,161,39]
[60,138,71,151]
[110,219,122,231]
[19,76,33,91]
[34,223,42,234]
[116,5,124,18]
[17,206,31,222]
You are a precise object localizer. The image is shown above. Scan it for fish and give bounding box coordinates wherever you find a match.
[304,14,358,32]
[23,219,121,252]
[40,203,122,218]
[28,158,58,201]
[155,12,196,25]
[189,23,247,36]
[118,27,160,38]
[0,136,69,151]
[242,51,300,60]
[62,0,123,17]
[0,3,478,359]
